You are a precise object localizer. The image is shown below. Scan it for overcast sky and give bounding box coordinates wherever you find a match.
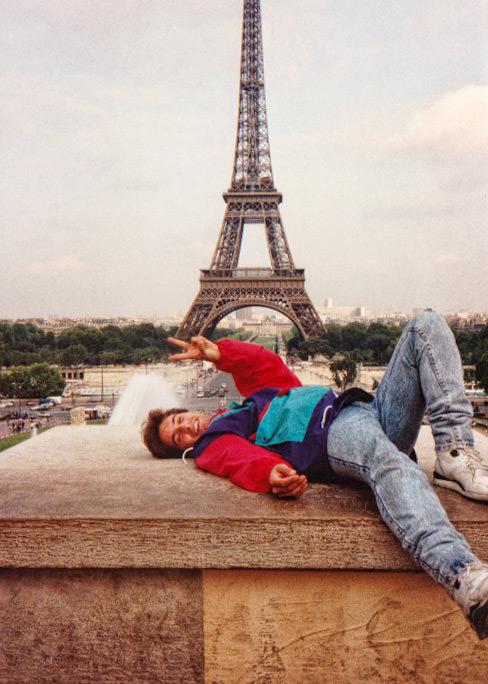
[1,0,487,320]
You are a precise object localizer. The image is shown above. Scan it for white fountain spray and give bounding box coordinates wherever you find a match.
[108,373,181,426]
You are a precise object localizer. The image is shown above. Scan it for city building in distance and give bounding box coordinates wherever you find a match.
[2,306,487,336]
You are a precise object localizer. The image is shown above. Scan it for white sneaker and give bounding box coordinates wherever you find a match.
[433,447,488,501]
[453,561,488,640]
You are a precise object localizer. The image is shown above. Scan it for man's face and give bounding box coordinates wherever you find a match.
[159,411,211,450]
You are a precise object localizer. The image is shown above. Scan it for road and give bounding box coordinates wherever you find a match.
[184,370,243,414]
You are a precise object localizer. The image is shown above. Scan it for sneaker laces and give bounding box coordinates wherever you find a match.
[459,448,487,477]
[438,447,487,480]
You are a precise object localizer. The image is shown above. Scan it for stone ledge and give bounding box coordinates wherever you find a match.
[1,425,487,569]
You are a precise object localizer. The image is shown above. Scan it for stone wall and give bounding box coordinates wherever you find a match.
[1,425,488,683]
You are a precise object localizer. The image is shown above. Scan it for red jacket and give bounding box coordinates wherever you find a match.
[194,339,301,492]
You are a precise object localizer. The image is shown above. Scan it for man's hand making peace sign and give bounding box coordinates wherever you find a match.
[168,336,222,364]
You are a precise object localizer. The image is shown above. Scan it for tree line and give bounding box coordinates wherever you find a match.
[286,322,404,365]
[0,321,178,368]
[1,319,488,394]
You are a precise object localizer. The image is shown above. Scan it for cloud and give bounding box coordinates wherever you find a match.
[391,85,488,159]
[9,254,87,278]
[314,85,488,159]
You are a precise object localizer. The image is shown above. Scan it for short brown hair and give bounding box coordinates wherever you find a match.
[141,408,188,459]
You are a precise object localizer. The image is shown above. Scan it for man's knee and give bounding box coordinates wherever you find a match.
[410,310,444,329]
[408,310,451,342]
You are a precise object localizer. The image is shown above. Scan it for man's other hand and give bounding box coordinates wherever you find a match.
[269,463,308,498]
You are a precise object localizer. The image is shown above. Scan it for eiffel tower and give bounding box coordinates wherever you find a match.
[177,0,324,341]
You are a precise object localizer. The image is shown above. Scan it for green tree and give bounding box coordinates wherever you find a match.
[367,333,392,365]
[45,331,56,348]
[0,363,65,398]
[454,329,479,364]
[475,353,488,393]
[475,325,488,364]
[0,342,8,367]
[323,324,343,353]
[29,364,66,397]
[0,323,14,348]
[38,347,57,363]
[99,350,123,366]
[0,367,30,397]
[59,344,88,366]
[132,347,155,365]
[330,355,357,391]
[10,350,39,366]
[301,338,333,359]
[341,323,367,352]
[100,325,124,351]
[464,367,476,386]
[366,323,401,364]
[211,327,235,341]
[356,348,375,364]
[285,330,302,356]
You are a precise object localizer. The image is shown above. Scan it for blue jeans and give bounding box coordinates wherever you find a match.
[327,312,477,593]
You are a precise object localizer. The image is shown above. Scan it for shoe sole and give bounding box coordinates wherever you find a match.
[433,474,488,502]
[470,601,488,640]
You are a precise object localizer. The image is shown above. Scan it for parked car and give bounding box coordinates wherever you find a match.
[34,399,55,410]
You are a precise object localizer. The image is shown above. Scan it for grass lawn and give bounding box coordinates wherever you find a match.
[0,432,33,452]
[474,423,488,437]
[0,420,107,453]
[252,336,277,351]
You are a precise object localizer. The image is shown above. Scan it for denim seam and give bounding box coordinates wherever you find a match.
[411,322,472,450]
[328,456,410,543]
[328,454,453,583]
[410,323,448,409]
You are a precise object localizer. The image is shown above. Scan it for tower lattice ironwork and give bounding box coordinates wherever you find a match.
[177,0,324,341]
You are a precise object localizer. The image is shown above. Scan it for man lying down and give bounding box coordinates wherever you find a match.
[142,312,488,641]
